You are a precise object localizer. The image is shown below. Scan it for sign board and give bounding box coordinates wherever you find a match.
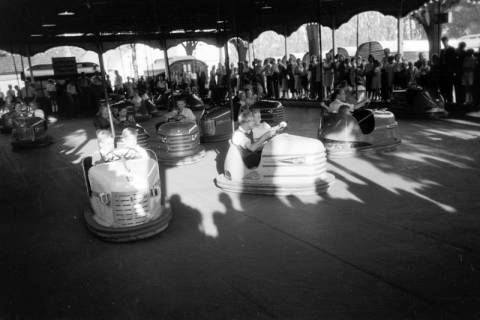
[52,57,77,77]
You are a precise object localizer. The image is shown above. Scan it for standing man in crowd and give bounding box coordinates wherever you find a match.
[439,36,456,104]
[114,70,123,94]
[455,42,467,105]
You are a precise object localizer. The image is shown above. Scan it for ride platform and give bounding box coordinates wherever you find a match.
[1,107,480,319]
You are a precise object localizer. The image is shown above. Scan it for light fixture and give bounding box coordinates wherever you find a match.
[58,11,75,16]
[41,23,56,27]
[56,33,84,37]
[216,20,225,24]
[30,34,43,37]
[261,4,272,9]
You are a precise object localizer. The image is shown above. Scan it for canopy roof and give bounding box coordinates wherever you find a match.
[1,0,427,55]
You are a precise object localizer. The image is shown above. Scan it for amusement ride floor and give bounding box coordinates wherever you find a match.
[1,107,480,319]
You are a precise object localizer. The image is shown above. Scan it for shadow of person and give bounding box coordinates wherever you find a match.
[169,194,202,235]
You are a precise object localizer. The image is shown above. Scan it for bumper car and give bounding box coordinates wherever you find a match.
[390,86,448,119]
[82,150,172,242]
[0,110,15,134]
[216,133,335,195]
[252,100,286,126]
[156,121,205,166]
[318,108,401,158]
[11,115,52,149]
[200,106,231,143]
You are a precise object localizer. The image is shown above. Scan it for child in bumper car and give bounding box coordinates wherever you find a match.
[116,127,149,160]
[93,129,119,165]
[28,101,45,120]
[328,88,370,114]
[115,105,136,128]
[251,109,287,142]
[157,97,196,130]
[94,106,119,130]
[233,110,281,169]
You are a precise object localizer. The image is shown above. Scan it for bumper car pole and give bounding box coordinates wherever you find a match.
[97,40,116,140]
[223,28,235,133]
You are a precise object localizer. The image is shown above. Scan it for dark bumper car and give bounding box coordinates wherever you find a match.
[390,86,448,119]
[318,109,401,158]
[82,151,172,242]
[200,107,231,143]
[216,134,334,196]
[156,121,205,166]
[252,100,286,126]
[11,116,52,149]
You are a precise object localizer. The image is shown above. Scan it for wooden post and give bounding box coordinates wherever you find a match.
[26,45,35,83]
[19,53,30,98]
[318,23,324,100]
[163,38,171,81]
[225,34,235,133]
[331,16,336,57]
[437,0,442,56]
[10,52,20,88]
[317,0,324,100]
[97,40,116,140]
[397,0,404,55]
[356,15,360,49]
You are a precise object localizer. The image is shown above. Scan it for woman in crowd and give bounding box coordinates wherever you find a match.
[294,58,303,99]
[286,58,296,99]
[371,60,382,101]
[208,65,217,99]
[323,53,335,99]
[301,61,309,99]
[365,55,375,100]
[278,59,289,99]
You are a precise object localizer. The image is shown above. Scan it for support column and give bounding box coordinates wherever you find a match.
[19,54,29,97]
[252,41,256,61]
[436,0,442,56]
[97,41,116,140]
[219,47,224,65]
[356,15,360,49]
[10,52,20,88]
[397,0,404,55]
[397,17,404,55]
[26,45,34,83]
[331,16,336,57]
[318,23,324,100]
[284,29,288,59]
[162,38,171,81]
[224,37,235,133]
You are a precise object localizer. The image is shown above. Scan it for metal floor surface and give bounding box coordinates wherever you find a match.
[1,108,480,319]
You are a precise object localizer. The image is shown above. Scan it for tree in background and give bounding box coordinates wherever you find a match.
[182,41,198,56]
[129,43,139,78]
[229,38,249,62]
[410,0,461,56]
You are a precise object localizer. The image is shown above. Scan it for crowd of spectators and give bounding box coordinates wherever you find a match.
[1,35,478,119]
[215,38,478,106]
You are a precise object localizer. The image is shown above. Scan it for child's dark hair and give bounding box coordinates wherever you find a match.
[331,88,342,101]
